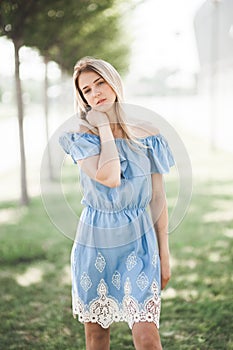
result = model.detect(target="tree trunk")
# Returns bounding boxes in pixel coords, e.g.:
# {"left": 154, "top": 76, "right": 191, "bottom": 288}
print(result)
{"left": 13, "top": 39, "right": 29, "bottom": 206}
{"left": 44, "top": 56, "right": 54, "bottom": 181}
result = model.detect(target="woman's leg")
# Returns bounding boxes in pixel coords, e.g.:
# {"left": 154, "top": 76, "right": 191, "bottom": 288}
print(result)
{"left": 132, "top": 322, "right": 162, "bottom": 350}
{"left": 84, "top": 322, "right": 110, "bottom": 350}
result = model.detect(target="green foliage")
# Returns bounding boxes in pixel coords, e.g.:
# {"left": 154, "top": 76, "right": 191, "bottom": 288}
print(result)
{"left": 0, "top": 0, "right": 135, "bottom": 74}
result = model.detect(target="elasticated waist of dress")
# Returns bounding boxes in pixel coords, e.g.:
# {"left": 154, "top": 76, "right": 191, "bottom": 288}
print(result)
{"left": 75, "top": 206, "right": 154, "bottom": 249}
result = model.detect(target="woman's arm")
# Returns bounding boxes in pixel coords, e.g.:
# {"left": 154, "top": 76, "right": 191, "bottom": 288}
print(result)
{"left": 77, "top": 110, "right": 121, "bottom": 188}
{"left": 149, "top": 173, "right": 171, "bottom": 289}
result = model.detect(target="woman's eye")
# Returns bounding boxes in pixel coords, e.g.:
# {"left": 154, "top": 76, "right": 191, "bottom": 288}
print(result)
{"left": 84, "top": 89, "right": 91, "bottom": 94}
{"left": 98, "top": 81, "right": 104, "bottom": 85}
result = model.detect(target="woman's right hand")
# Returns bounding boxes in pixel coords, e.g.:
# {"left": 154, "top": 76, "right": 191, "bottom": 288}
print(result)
{"left": 86, "top": 109, "right": 109, "bottom": 128}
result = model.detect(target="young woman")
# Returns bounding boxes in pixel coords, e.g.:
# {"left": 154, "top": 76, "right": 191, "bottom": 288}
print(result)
{"left": 59, "top": 56, "right": 175, "bottom": 350}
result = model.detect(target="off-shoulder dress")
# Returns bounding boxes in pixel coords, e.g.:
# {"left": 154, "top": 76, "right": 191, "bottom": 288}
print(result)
{"left": 59, "top": 132, "right": 175, "bottom": 329}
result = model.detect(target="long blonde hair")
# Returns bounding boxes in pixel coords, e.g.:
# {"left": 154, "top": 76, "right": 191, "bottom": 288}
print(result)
{"left": 73, "top": 56, "right": 140, "bottom": 143}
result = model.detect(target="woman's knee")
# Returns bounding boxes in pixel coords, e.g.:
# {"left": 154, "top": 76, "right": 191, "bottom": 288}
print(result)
{"left": 85, "top": 323, "right": 110, "bottom": 349}
{"left": 137, "top": 332, "right": 160, "bottom": 348}
{"left": 132, "top": 322, "right": 162, "bottom": 350}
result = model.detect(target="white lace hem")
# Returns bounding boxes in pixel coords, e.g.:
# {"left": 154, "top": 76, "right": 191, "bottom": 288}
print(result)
{"left": 73, "top": 308, "right": 160, "bottom": 330}
{"left": 72, "top": 278, "right": 161, "bottom": 329}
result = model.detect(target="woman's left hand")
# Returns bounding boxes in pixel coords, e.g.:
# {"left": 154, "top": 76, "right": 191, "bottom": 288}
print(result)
{"left": 160, "top": 254, "right": 171, "bottom": 290}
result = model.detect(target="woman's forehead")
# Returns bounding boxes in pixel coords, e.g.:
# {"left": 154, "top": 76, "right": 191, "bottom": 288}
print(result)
{"left": 78, "top": 70, "right": 102, "bottom": 89}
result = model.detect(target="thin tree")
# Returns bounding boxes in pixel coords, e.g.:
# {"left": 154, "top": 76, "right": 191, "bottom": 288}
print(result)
{"left": 23, "top": 0, "right": 132, "bottom": 180}
{"left": 0, "top": 0, "right": 135, "bottom": 201}
{"left": 0, "top": 1, "right": 40, "bottom": 205}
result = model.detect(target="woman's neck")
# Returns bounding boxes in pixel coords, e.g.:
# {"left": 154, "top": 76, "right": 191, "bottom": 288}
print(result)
{"left": 105, "top": 103, "right": 127, "bottom": 138}
{"left": 106, "top": 104, "right": 117, "bottom": 120}
{"left": 106, "top": 104, "right": 120, "bottom": 132}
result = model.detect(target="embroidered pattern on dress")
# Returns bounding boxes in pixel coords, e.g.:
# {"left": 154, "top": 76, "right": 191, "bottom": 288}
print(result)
{"left": 88, "top": 279, "right": 121, "bottom": 328}
{"left": 136, "top": 272, "right": 149, "bottom": 291}
{"left": 80, "top": 272, "right": 92, "bottom": 292}
{"left": 112, "top": 271, "right": 121, "bottom": 290}
{"left": 95, "top": 252, "right": 106, "bottom": 273}
{"left": 122, "top": 278, "right": 140, "bottom": 328}
{"left": 72, "top": 298, "right": 85, "bottom": 321}
{"left": 144, "top": 280, "right": 161, "bottom": 324}
{"left": 152, "top": 250, "right": 158, "bottom": 268}
{"left": 123, "top": 277, "right": 161, "bottom": 328}
{"left": 72, "top": 278, "right": 161, "bottom": 330}
{"left": 126, "top": 251, "right": 137, "bottom": 271}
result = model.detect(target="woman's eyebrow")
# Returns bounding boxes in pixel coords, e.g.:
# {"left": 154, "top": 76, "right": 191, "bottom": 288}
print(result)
{"left": 82, "top": 77, "right": 102, "bottom": 91}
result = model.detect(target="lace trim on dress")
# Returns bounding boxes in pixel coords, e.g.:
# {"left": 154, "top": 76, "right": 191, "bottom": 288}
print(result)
{"left": 72, "top": 278, "right": 161, "bottom": 329}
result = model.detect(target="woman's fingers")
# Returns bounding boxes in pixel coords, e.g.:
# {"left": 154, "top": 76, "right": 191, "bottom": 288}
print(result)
{"left": 86, "top": 110, "right": 109, "bottom": 127}
{"left": 160, "top": 257, "right": 171, "bottom": 290}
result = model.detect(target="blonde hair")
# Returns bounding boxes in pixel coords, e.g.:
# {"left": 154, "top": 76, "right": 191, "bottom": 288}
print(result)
{"left": 73, "top": 56, "right": 141, "bottom": 144}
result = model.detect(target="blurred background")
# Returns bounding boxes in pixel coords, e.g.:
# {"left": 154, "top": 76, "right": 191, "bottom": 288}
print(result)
{"left": 0, "top": 1, "right": 232, "bottom": 349}
{"left": 0, "top": 0, "right": 233, "bottom": 203}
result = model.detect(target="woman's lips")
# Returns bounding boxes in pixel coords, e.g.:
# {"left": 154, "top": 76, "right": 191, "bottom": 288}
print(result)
{"left": 97, "top": 98, "right": 107, "bottom": 105}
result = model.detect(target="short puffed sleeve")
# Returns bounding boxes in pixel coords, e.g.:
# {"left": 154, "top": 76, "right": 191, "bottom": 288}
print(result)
{"left": 59, "top": 132, "right": 100, "bottom": 164}
{"left": 144, "top": 134, "right": 175, "bottom": 174}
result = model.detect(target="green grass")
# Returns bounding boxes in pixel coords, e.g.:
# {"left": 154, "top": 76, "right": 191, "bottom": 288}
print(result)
{"left": 0, "top": 174, "right": 232, "bottom": 349}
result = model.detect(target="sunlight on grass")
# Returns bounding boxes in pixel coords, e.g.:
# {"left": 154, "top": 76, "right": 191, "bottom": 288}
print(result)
{"left": 162, "top": 287, "right": 177, "bottom": 299}
{"left": 203, "top": 210, "right": 233, "bottom": 223}
{"left": 176, "top": 273, "right": 198, "bottom": 282}
{"left": 181, "top": 259, "right": 197, "bottom": 269}
{"left": 0, "top": 207, "right": 27, "bottom": 224}
{"left": 212, "top": 199, "right": 232, "bottom": 208}
{"left": 174, "top": 333, "right": 189, "bottom": 341}
{"left": 208, "top": 252, "right": 221, "bottom": 262}
{"left": 60, "top": 264, "right": 71, "bottom": 285}
{"left": 214, "top": 240, "right": 229, "bottom": 248}
{"left": 161, "top": 331, "right": 175, "bottom": 337}
{"left": 162, "top": 287, "right": 198, "bottom": 301}
{"left": 15, "top": 267, "right": 44, "bottom": 287}
{"left": 170, "top": 254, "right": 178, "bottom": 268}
{"left": 209, "top": 185, "right": 233, "bottom": 195}
{"left": 170, "top": 255, "right": 198, "bottom": 269}
{"left": 203, "top": 199, "right": 233, "bottom": 222}
{"left": 224, "top": 229, "right": 233, "bottom": 238}
{"left": 182, "top": 246, "right": 194, "bottom": 253}
{"left": 179, "top": 289, "right": 198, "bottom": 301}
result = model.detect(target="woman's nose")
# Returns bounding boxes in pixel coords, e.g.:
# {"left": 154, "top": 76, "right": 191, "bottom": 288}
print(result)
{"left": 93, "top": 87, "right": 101, "bottom": 97}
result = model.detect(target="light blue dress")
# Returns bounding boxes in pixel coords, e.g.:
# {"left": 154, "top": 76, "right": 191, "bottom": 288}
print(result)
{"left": 59, "top": 132, "right": 175, "bottom": 329}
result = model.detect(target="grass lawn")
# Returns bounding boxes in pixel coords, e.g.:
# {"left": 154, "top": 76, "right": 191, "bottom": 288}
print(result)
{"left": 0, "top": 147, "right": 233, "bottom": 349}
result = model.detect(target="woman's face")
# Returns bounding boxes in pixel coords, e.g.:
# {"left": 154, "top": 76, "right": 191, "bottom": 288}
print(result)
{"left": 78, "top": 70, "right": 117, "bottom": 112}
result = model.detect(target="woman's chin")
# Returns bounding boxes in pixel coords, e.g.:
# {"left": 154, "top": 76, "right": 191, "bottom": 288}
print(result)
{"left": 95, "top": 102, "right": 115, "bottom": 113}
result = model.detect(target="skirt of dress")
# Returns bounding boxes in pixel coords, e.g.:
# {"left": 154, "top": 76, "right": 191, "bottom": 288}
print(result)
{"left": 70, "top": 207, "right": 161, "bottom": 330}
